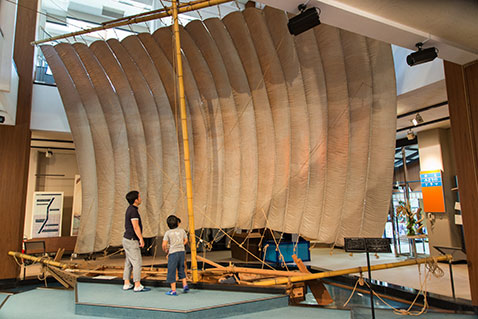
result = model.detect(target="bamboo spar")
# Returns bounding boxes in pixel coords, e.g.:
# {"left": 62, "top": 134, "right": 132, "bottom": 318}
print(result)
{"left": 8, "top": 251, "right": 71, "bottom": 269}
{"left": 172, "top": 0, "right": 199, "bottom": 283}
{"left": 252, "top": 255, "right": 453, "bottom": 286}
{"left": 32, "top": 0, "right": 233, "bottom": 45}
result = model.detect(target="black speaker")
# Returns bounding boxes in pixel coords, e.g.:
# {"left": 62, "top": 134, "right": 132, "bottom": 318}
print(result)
{"left": 288, "top": 7, "right": 320, "bottom": 36}
{"left": 406, "top": 47, "right": 438, "bottom": 66}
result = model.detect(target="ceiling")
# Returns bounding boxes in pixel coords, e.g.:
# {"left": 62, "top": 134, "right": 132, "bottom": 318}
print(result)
{"left": 37, "top": 0, "right": 476, "bottom": 145}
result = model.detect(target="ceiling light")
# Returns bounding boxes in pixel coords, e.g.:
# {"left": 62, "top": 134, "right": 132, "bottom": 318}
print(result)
{"left": 407, "top": 129, "right": 416, "bottom": 141}
{"left": 410, "top": 113, "right": 424, "bottom": 126}
{"left": 407, "top": 42, "right": 438, "bottom": 66}
{"left": 287, "top": 4, "right": 321, "bottom": 36}
{"left": 45, "top": 150, "right": 53, "bottom": 158}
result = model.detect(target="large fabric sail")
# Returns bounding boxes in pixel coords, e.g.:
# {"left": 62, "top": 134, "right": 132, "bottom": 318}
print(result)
{"left": 42, "top": 7, "right": 396, "bottom": 253}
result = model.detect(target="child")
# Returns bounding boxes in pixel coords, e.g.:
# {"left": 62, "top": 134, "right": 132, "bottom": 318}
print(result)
{"left": 162, "top": 215, "right": 189, "bottom": 295}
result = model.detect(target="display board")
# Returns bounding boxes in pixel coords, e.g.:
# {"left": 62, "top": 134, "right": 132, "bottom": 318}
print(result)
{"left": 420, "top": 170, "right": 446, "bottom": 213}
{"left": 31, "top": 192, "right": 63, "bottom": 238}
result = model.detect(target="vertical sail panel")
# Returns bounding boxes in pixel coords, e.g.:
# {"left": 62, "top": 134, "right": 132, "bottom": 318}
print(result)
{"left": 293, "top": 28, "right": 328, "bottom": 239}
{"left": 315, "top": 25, "right": 350, "bottom": 242}
{"left": 263, "top": 7, "right": 310, "bottom": 234}
{"left": 242, "top": 8, "right": 280, "bottom": 229}
{"left": 241, "top": 8, "right": 289, "bottom": 231}
{"left": 136, "top": 33, "right": 181, "bottom": 227}
{"left": 179, "top": 26, "right": 225, "bottom": 228}
{"left": 121, "top": 35, "right": 176, "bottom": 235}
{"left": 89, "top": 41, "right": 148, "bottom": 237}
{"left": 224, "top": 11, "right": 274, "bottom": 229}
{"left": 360, "top": 39, "right": 397, "bottom": 237}
{"left": 204, "top": 17, "right": 258, "bottom": 229}
{"left": 185, "top": 20, "right": 241, "bottom": 228}
{"left": 54, "top": 44, "right": 115, "bottom": 252}
{"left": 153, "top": 27, "right": 204, "bottom": 228}
{"left": 72, "top": 43, "right": 130, "bottom": 247}
{"left": 106, "top": 39, "right": 163, "bottom": 237}
{"left": 335, "top": 31, "right": 373, "bottom": 246}
{"left": 41, "top": 46, "right": 98, "bottom": 254}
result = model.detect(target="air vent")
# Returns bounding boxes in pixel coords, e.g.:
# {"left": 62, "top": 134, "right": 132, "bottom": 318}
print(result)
{"left": 102, "top": 6, "right": 125, "bottom": 19}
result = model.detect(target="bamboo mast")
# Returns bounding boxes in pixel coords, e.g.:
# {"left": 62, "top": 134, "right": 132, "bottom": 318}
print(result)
{"left": 8, "top": 251, "right": 71, "bottom": 269}
{"left": 252, "top": 254, "right": 453, "bottom": 286}
{"left": 32, "top": 0, "right": 233, "bottom": 45}
{"left": 171, "top": 0, "right": 199, "bottom": 283}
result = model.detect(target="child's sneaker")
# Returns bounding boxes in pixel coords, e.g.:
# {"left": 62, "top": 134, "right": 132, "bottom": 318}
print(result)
{"left": 183, "top": 285, "right": 189, "bottom": 293}
{"left": 166, "top": 290, "right": 177, "bottom": 296}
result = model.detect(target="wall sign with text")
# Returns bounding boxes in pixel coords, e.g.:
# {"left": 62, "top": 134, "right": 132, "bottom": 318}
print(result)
{"left": 420, "top": 170, "right": 446, "bottom": 213}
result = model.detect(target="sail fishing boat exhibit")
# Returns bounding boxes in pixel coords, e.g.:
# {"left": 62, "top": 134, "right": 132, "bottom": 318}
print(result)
{"left": 38, "top": 2, "right": 397, "bottom": 254}
{"left": 10, "top": 0, "right": 432, "bottom": 308}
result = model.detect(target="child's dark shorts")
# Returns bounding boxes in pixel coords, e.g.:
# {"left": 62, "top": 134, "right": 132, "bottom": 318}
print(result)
{"left": 167, "top": 251, "right": 186, "bottom": 283}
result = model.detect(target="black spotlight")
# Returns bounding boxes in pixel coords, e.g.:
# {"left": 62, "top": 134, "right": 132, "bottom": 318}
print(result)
{"left": 0, "top": 115, "right": 5, "bottom": 124}
{"left": 406, "top": 42, "right": 438, "bottom": 66}
{"left": 288, "top": 4, "right": 321, "bottom": 36}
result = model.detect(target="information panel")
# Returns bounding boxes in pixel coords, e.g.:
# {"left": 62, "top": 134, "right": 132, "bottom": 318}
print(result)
{"left": 31, "top": 192, "right": 63, "bottom": 238}
{"left": 420, "top": 170, "right": 446, "bottom": 213}
{"left": 344, "top": 238, "right": 391, "bottom": 253}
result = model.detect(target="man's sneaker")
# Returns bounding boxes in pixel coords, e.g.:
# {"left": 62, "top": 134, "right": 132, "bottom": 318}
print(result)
{"left": 183, "top": 285, "right": 189, "bottom": 293}
{"left": 123, "top": 284, "right": 133, "bottom": 290}
{"left": 133, "top": 285, "right": 150, "bottom": 292}
{"left": 165, "top": 290, "right": 177, "bottom": 296}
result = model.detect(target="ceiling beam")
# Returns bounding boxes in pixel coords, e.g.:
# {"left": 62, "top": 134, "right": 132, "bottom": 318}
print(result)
{"left": 258, "top": 0, "right": 478, "bottom": 64}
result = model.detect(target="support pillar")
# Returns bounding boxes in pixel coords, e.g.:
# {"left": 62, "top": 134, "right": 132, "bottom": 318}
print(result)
{"left": 0, "top": 0, "right": 38, "bottom": 280}
{"left": 444, "top": 60, "right": 478, "bottom": 306}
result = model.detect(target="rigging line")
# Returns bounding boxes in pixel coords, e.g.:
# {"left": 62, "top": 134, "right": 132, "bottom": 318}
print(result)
{"left": 261, "top": 244, "right": 269, "bottom": 269}
{"left": 191, "top": 205, "right": 276, "bottom": 270}
{"left": 233, "top": 0, "right": 241, "bottom": 10}
{"left": 259, "top": 209, "right": 289, "bottom": 271}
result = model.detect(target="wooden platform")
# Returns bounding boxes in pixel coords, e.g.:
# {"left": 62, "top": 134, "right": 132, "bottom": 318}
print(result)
{"left": 75, "top": 282, "right": 289, "bottom": 318}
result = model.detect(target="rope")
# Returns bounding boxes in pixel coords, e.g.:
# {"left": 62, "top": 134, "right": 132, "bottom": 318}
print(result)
{"left": 343, "top": 272, "right": 364, "bottom": 307}
{"left": 261, "top": 244, "right": 269, "bottom": 269}
{"left": 342, "top": 258, "right": 445, "bottom": 316}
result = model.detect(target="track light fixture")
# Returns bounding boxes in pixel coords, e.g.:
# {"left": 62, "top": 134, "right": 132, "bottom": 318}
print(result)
{"left": 45, "top": 150, "right": 53, "bottom": 158}
{"left": 287, "top": 3, "right": 321, "bottom": 36}
{"left": 407, "top": 129, "right": 416, "bottom": 141}
{"left": 411, "top": 113, "right": 424, "bottom": 126}
{"left": 406, "top": 42, "right": 438, "bottom": 66}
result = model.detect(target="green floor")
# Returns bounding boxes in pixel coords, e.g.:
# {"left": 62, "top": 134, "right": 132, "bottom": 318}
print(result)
{"left": 0, "top": 285, "right": 476, "bottom": 319}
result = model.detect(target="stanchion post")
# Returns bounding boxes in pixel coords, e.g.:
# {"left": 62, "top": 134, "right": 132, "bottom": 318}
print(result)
{"left": 366, "top": 251, "right": 376, "bottom": 319}
{"left": 449, "top": 260, "right": 456, "bottom": 299}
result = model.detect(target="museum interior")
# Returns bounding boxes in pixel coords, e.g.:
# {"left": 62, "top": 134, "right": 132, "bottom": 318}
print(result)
{"left": 0, "top": 0, "right": 477, "bottom": 318}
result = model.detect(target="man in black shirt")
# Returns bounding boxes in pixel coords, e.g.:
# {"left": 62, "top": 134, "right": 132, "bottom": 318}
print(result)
{"left": 122, "top": 190, "right": 148, "bottom": 292}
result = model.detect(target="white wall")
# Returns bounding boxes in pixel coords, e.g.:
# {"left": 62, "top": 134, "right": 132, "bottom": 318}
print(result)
{"left": 418, "top": 128, "right": 462, "bottom": 255}
{"left": 24, "top": 150, "right": 79, "bottom": 238}
{"left": 31, "top": 83, "right": 70, "bottom": 132}
{"left": 0, "top": 0, "right": 19, "bottom": 126}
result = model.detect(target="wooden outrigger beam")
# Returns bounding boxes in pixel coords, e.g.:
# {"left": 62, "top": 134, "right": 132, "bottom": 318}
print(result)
{"left": 252, "top": 254, "right": 453, "bottom": 286}
{"left": 32, "top": 0, "right": 233, "bottom": 45}
{"left": 8, "top": 251, "right": 73, "bottom": 269}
